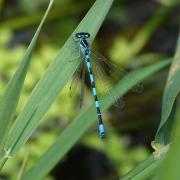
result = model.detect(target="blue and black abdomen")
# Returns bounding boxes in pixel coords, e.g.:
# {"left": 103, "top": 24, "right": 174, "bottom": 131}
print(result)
{"left": 85, "top": 54, "right": 105, "bottom": 138}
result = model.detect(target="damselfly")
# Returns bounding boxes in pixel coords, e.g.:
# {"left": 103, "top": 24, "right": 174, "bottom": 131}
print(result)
{"left": 70, "top": 32, "right": 143, "bottom": 139}
{"left": 74, "top": 32, "right": 105, "bottom": 138}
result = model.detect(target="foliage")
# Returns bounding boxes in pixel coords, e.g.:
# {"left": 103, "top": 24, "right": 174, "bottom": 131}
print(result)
{"left": 0, "top": 0, "right": 179, "bottom": 179}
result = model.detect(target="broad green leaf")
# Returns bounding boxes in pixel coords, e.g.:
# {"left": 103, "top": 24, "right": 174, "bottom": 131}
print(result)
{"left": 0, "top": 0, "right": 54, "bottom": 152}
{"left": 5, "top": 0, "right": 114, "bottom": 157}
{"left": 155, "top": 31, "right": 180, "bottom": 146}
{"left": 22, "top": 59, "right": 170, "bottom": 180}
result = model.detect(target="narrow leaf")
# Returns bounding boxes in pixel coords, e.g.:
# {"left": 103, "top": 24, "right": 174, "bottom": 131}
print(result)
{"left": 155, "top": 31, "right": 180, "bottom": 180}
{"left": 121, "top": 155, "right": 155, "bottom": 180}
{"left": 0, "top": 0, "right": 54, "bottom": 151}
{"left": 155, "top": 31, "right": 180, "bottom": 145}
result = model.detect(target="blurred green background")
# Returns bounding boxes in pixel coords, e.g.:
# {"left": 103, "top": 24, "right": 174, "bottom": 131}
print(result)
{"left": 0, "top": 0, "right": 179, "bottom": 179}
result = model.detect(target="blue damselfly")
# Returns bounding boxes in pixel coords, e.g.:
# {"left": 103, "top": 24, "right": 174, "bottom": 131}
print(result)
{"left": 69, "top": 32, "right": 143, "bottom": 138}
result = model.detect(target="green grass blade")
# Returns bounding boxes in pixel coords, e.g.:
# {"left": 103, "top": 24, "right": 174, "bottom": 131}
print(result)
{"left": 0, "top": 0, "right": 54, "bottom": 151}
{"left": 156, "top": 103, "right": 180, "bottom": 180}
{"left": 155, "top": 31, "right": 180, "bottom": 145}
{"left": 121, "top": 154, "right": 164, "bottom": 180}
{"left": 5, "top": 0, "right": 114, "bottom": 156}
{"left": 121, "top": 155, "right": 155, "bottom": 180}
{"left": 154, "top": 32, "right": 180, "bottom": 180}
{"left": 22, "top": 59, "right": 170, "bottom": 180}
{"left": 129, "top": 159, "right": 162, "bottom": 180}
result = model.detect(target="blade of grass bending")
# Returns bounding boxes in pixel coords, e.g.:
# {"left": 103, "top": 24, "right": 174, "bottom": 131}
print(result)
{"left": 156, "top": 103, "right": 180, "bottom": 180}
{"left": 5, "top": 0, "right": 114, "bottom": 157}
{"left": 155, "top": 31, "right": 180, "bottom": 146}
{"left": 22, "top": 59, "right": 170, "bottom": 180}
{"left": 0, "top": 0, "right": 54, "bottom": 153}
{"left": 121, "top": 155, "right": 155, "bottom": 180}
{"left": 129, "top": 158, "right": 162, "bottom": 180}
{"left": 121, "top": 155, "right": 165, "bottom": 180}
{"left": 155, "top": 31, "right": 180, "bottom": 180}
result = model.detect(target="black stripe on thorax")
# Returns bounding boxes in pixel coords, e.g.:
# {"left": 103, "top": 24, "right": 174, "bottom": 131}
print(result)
{"left": 81, "top": 39, "right": 89, "bottom": 48}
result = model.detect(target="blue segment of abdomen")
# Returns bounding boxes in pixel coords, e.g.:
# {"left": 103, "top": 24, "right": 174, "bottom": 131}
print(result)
{"left": 92, "top": 87, "right": 96, "bottom": 96}
{"left": 86, "top": 61, "right": 91, "bottom": 69}
{"left": 98, "top": 124, "right": 105, "bottom": 139}
{"left": 90, "top": 74, "right": 94, "bottom": 83}
{"left": 95, "top": 100, "right": 99, "bottom": 108}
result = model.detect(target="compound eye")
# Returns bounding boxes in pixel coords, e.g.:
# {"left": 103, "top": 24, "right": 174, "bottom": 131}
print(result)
{"left": 75, "top": 33, "right": 81, "bottom": 38}
{"left": 85, "top": 33, "right": 90, "bottom": 38}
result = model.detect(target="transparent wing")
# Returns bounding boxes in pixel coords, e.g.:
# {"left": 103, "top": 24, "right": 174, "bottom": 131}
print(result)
{"left": 79, "top": 64, "right": 86, "bottom": 108}
{"left": 90, "top": 50, "right": 144, "bottom": 109}
{"left": 90, "top": 52, "right": 126, "bottom": 109}
{"left": 69, "top": 64, "right": 82, "bottom": 98}
{"left": 64, "top": 43, "right": 82, "bottom": 62}
{"left": 69, "top": 62, "right": 87, "bottom": 108}
{"left": 91, "top": 50, "right": 127, "bottom": 80}
{"left": 91, "top": 50, "right": 143, "bottom": 94}
{"left": 93, "top": 63, "right": 126, "bottom": 109}
{"left": 69, "top": 63, "right": 84, "bottom": 98}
